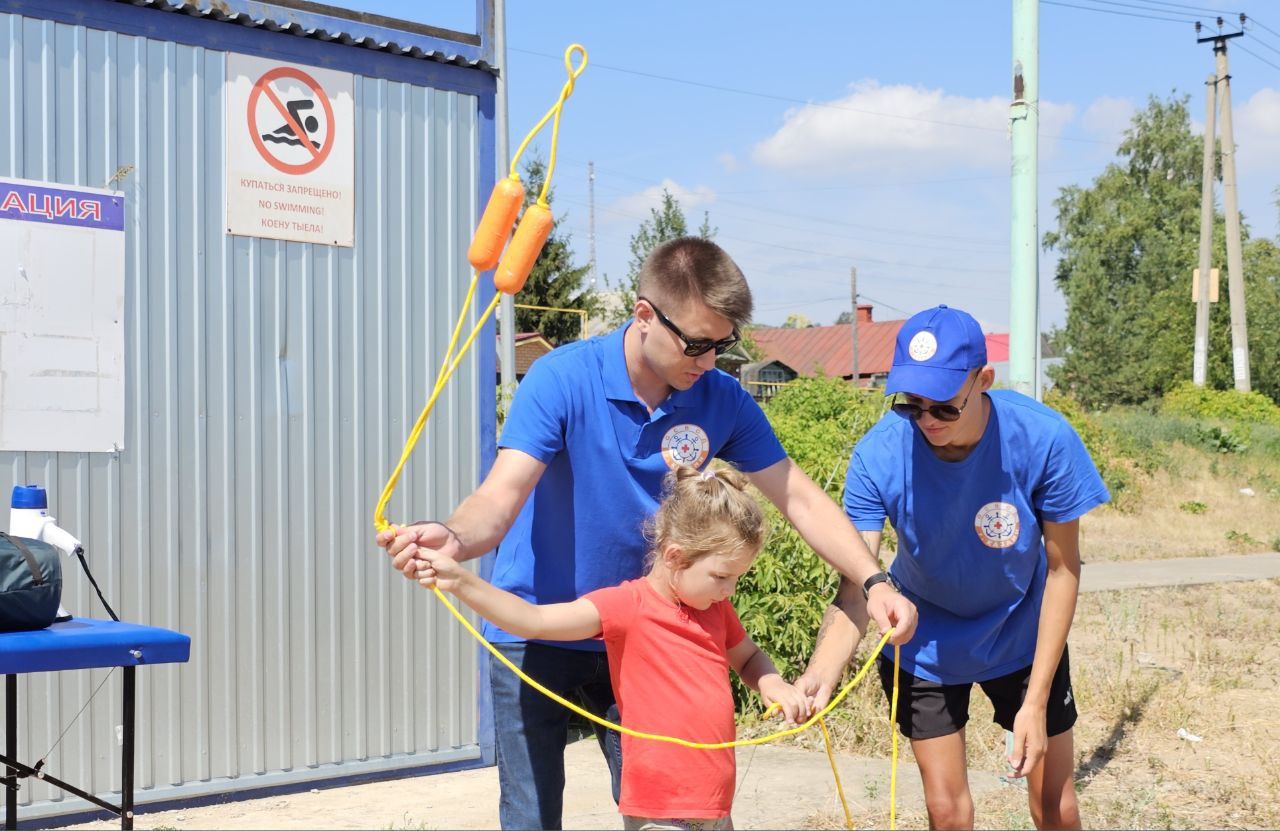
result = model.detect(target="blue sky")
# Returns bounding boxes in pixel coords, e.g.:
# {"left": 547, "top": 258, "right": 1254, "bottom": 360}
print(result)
{"left": 352, "top": 1, "right": 1280, "bottom": 332}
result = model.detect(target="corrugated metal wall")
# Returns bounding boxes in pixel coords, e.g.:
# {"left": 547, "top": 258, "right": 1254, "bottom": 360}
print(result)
{"left": 0, "top": 8, "right": 493, "bottom": 817}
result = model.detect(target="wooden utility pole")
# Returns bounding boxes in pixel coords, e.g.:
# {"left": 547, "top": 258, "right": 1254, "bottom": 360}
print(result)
{"left": 849, "top": 266, "right": 859, "bottom": 386}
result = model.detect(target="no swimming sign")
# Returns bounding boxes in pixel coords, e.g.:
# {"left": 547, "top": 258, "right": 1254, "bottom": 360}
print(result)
{"left": 226, "top": 54, "right": 354, "bottom": 247}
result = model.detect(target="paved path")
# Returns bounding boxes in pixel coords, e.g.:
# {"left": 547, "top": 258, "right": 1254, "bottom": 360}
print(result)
{"left": 1080, "top": 551, "right": 1280, "bottom": 593}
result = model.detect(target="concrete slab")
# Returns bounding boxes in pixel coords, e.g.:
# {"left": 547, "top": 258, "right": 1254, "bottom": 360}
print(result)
{"left": 1080, "top": 552, "right": 1280, "bottom": 593}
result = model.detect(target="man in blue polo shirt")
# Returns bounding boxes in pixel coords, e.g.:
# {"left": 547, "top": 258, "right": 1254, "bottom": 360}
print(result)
{"left": 376, "top": 237, "right": 918, "bottom": 831}
{"left": 797, "top": 305, "right": 1109, "bottom": 830}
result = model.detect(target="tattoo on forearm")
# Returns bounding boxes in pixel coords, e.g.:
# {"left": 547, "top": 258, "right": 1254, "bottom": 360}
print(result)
{"left": 812, "top": 604, "right": 842, "bottom": 653}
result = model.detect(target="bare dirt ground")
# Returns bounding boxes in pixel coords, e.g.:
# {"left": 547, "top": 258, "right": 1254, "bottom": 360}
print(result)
{"left": 58, "top": 573, "right": 1280, "bottom": 831}
{"left": 56, "top": 739, "right": 1000, "bottom": 830}
{"left": 804, "top": 578, "right": 1280, "bottom": 830}
{"left": 55, "top": 451, "right": 1280, "bottom": 830}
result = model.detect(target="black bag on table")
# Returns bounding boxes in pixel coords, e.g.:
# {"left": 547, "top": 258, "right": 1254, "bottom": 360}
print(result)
{"left": 0, "top": 531, "right": 62, "bottom": 632}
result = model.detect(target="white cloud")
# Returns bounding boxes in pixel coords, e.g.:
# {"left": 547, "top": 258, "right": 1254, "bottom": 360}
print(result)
{"left": 1233, "top": 87, "right": 1280, "bottom": 176}
{"left": 751, "top": 80, "right": 1076, "bottom": 174}
{"left": 1081, "top": 96, "right": 1135, "bottom": 139}
{"left": 717, "top": 152, "right": 740, "bottom": 173}
{"left": 608, "top": 179, "right": 717, "bottom": 224}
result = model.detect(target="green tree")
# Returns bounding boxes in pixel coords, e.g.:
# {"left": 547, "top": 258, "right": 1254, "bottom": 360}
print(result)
{"left": 610, "top": 189, "right": 716, "bottom": 325}
{"left": 512, "top": 157, "right": 599, "bottom": 345}
{"left": 834, "top": 310, "right": 855, "bottom": 325}
{"left": 781, "top": 313, "right": 812, "bottom": 329}
{"left": 1044, "top": 94, "right": 1242, "bottom": 406}
{"left": 1242, "top": 238, "right": 1280, "bottom": 403}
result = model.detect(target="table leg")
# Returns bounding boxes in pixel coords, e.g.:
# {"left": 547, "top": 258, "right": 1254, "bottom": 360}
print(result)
{"left": 121, "top": 667, "right": 134, "bottom": 831}
{"left": 5, "top": 674, "right": 15, "bottom": 831}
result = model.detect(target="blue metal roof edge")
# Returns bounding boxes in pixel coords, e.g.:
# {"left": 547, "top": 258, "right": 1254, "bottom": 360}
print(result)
{"left": 114, "top": 0, "right": 497, "bottom": 74}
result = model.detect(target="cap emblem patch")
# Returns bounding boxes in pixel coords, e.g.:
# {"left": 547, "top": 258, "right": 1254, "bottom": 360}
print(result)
{"left": 908, "top": 331, "right": 938, "bottom": 362}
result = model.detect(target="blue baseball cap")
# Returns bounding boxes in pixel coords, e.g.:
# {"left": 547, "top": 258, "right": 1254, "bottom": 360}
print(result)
{"left": 885, "top": 305, "right": 988, "bottom": 401}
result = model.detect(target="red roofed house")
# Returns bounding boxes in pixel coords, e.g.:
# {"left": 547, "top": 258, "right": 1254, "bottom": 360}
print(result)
{"left": 743, "top": 305, "right": 1008, "bottom": 400}
{"left": 497, "top": 332, "right": 556, "bottom": 383}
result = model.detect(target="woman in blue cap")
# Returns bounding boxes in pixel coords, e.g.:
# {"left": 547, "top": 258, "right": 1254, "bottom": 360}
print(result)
{"left": 798, "top": 304, "right": 1109, "bottom": 830}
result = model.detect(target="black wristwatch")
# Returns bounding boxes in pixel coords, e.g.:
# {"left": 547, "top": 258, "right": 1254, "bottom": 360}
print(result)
{"left": 862, "top": 571, "right": 897, "bottom": 599}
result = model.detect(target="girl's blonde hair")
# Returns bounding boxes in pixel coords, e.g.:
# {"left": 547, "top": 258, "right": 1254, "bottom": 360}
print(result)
{"left": 646, "top": 463, "right": 769, "bottom": 570}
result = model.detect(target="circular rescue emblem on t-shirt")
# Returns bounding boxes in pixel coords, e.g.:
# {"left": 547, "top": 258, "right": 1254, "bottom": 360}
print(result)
{"left": 974, "top": 502, "right": 1020, "bottom": 549}
{"left": 908, "top": 331, "right": 938, "bottom": 361}
{"left": 662, "top": 424, "right": 710, "bottom": 469}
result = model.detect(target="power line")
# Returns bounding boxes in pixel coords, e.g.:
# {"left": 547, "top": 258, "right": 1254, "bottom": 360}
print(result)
{"left": 1060, "top": 0, "right": 1201, "bottom": 23}
{"left": 510, "top": 47, "right": 1114, "bottom": 145}
{"left": 1041, "top": 0, "right": 1199, "bottom": 24}
{"left": 553, "top": 157, "right": 1012, "bottom": 245}
{"left": 1241, "top": 26, "right": 1280, "bottom": 56}
{"left": 548, "top": 159, "right": 1108, "bottom": 248}
{"left": 856, "top": 293, "right": 914, "bottom": 317}
{"left": 557, "top": 194, "right": 1003, "bottom": 257}
{"left": 1122, "top": 0, "right": 1242, "bottom": 14}
{"left": 559, "top": 184, "right": 1008, "bottom": 255}
{"left": 559, "top": 195, "right": 1008, "bottom": 275}
{"left": 1248, "top": 16, "right": 1280, "bottom": 40}
{"left": 713, "top": 231, "right": 1004, "bottom": 278}
{"left": 1239, "top": 20, "right": 1280, "bottom": 56}
{"left": 710, "top": 167, "right": 1107, "bottom": 196}
{"left": 1236, "top": 43, "right": 1280, "bottom": 71}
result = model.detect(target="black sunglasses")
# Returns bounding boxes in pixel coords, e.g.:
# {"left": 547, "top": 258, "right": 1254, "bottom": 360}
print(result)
{"left": 891, "top": 373, "right": 980, "bottom": 423}
{"left": 638, "top": 296, "right": 741, "bottom": 357}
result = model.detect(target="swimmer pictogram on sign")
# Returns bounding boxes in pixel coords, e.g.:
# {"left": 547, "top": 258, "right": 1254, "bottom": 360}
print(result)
{"left": 248, "top": 66, "right": 336, "bottom": 175}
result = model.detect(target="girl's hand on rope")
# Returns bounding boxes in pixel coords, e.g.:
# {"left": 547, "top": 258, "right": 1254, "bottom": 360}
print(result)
{"left": 758, "top": 675, "right": 813, "bottom": 726}
{"left": 376, "top": 521, "right": 462, "bottom": 580}
{"left": 414, "top": 547, "right": 468, "bottom": 593}
{"left": 794, "top": 668, "right": 840, "bottom": 714}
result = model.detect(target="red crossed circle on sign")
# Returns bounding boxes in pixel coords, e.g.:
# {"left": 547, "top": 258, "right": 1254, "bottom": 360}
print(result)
{"left": 247, "top": 66, "right": 335, "bottom": 175}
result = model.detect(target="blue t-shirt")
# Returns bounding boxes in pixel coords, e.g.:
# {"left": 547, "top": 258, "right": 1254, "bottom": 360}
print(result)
{"left": 489, "top": 323, "right": 787, "bottom": 650}
{"left": 843, "top": 390, "right": 1110, "bottom": 684}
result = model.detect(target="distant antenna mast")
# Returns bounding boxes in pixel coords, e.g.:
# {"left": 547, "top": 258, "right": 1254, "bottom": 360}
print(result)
{"left": 588, "top": 160, "right": 598, "bottom": 289}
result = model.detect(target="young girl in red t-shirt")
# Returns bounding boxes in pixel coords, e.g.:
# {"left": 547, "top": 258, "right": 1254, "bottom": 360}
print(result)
{"left": 416, "top": 463, "right": 810, "bottom": 830}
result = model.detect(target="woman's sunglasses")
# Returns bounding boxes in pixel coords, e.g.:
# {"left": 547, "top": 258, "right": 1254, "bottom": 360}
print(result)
{"left": 891, "top": 373, "right": 980, "bottom": 423}
{"left": 638, "top": 296, "right": 741, "bottom": 357}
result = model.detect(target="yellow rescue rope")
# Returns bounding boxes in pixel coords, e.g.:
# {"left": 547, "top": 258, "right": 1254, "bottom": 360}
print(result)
{"left": 372, "top": 42, "right": 902, "bottom": 830}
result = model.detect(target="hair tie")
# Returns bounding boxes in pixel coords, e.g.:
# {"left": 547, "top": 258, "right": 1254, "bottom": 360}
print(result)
{"left": 700, "top": 468, "right": 716, "bottom": 481}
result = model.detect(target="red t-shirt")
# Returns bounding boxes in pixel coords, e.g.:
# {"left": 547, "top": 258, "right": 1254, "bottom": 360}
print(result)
{"left": 585, "top": 578, "right": 748, "bottom": 819}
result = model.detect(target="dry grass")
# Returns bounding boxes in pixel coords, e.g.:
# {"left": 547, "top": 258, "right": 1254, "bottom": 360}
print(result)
{"left": 1081, "top": 447, "right": 1280, "bottom": 562}
{"left": 803, "top": 579, "right": 1280, "bottom": 829}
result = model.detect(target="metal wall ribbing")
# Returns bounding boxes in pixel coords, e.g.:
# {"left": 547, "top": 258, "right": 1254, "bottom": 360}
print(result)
{"left": 0, "top": 3, "right": 495, "bottom": 818}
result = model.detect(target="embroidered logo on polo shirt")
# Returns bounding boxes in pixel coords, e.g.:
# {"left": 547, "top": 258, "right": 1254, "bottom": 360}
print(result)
{"left": 662, "top": 424, "right": 710, "bottom": 469}
{"left": 908, "top": 331, "right": 938, "bottom": 361}
{"left": 974, "top": 501, "right": 1020, "bottom": 549}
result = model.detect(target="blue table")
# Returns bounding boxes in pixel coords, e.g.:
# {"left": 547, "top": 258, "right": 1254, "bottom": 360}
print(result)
{"left": 0, "top": 618, "right": 190, "bottom": 830}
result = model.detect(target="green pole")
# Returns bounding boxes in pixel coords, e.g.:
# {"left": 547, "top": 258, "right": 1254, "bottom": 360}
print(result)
{"left": 1010, "top": 0, "right": 1039, "bottom": 399}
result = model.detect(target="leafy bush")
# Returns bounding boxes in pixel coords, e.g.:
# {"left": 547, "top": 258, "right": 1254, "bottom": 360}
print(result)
{"left": 732, "top": 378, "right": 887, "bottom": 706}
{"left": 1042, "top": 389, "right": 1145, "bottom": 511}
{"left": 1178, "top": 500, "right": 1207, "bottom": 514}
{"left": 1194, "top": 424, "right": 1248, "bottom": 454}
{"left": 1161, "top": 381, "right": 1280, "bottom": 427}
{"left": 1226, "top": 529, "right": 1262, "bottom": 547}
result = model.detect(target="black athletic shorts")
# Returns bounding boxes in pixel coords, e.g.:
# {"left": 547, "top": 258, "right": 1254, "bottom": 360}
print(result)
{"left": 877, "top": 645, "right": 1077, "bottom": 741}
